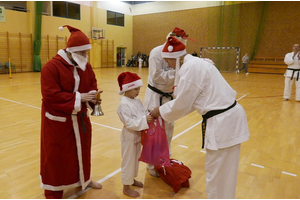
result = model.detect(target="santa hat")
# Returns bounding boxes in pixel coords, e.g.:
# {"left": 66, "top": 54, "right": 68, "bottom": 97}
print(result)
{"left": 161, "top": 36, "right": 186, "bottom": 59}
{"left": 166, "top": 27, "right": 195, "bottom": 45}
{"left": 59, "top": 25, "right": 91, "bottom": 52}
{"left": 118, "top": 72, "right": 143, "bottom": 95}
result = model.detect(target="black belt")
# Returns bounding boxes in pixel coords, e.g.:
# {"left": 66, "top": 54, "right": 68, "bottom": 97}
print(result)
{"left": 148, "top": 84, "right": 173, "bottom": 106}
{"left": 201, "top": 101, "right": 237, "bottom": 149}
{"left": 287, "top": 68, "right": 300, "bottom": 81}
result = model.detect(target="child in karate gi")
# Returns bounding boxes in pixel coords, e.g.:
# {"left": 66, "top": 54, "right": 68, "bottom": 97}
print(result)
{"left": 117, "top": 72, "right": 153, "bottom": 198}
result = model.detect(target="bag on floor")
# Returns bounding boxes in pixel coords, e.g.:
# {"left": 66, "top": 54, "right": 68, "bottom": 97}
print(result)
{"left": 154, "top": 159, "right": 192, "bottom": 193}
{"left": 139, "top": 117, "right": 171, "bottom": 167}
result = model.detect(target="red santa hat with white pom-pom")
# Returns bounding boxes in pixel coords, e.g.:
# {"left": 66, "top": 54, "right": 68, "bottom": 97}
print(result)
{"left": 161, "top": 36, "right": 186, "bottom": 59}
{"left": 59, "top": 25, "right": 91, "bottom": 52}
{"left": 118, "top": 72, "right": 143, "bottom": 95}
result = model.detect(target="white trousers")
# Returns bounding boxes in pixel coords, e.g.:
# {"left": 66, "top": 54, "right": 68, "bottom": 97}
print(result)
{"left": 121, "top": 139, "right": 141, "bottom": 185}
{"left": 205, "top": 144, "right": 241, "bottom": 199}
{"left": 284, "top": 77, "right": 300, "bottom": 100}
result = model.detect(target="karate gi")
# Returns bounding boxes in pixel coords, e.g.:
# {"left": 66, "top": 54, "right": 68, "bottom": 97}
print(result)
{"left": 159, "top": 54, "right": 250, "bottom": 199}
{"left": 283, "top": 52, "right": 300, "bottom": 100}
{"left": 117, "top": 96, "right": 149, "bottom": 185}
{"left": 144, "top": 44, "right": 175, "bottom": 161}
{"left": 40, "top": 50, "right": 98, "bottom": 192}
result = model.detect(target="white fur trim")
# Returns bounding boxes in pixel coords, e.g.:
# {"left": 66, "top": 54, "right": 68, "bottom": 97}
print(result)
{"left": 168, "top": 45, "right": 173, "bottom": 52}
{"left": 119, "top": 79, "right": 143, "bottom": 95}
{"left": 45, "top": 112, "right": 67, "bottom": 122}
{"left": 71, "top": 115, "right": 86, "bottom": 190}
{"left": 161, "top": 49, "right": 187, "bottom": 59}
{"left": 66, "top": 44, "right": 92, "bottom": 53}
{"left": 59, "top": 26, "right": 64, "bottom": 31}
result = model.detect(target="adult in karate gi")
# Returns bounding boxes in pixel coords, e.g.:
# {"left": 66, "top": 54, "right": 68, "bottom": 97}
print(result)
{"left": 117, "top": 72, "right": 153, "bottom": 197}
{"left": 283, "top": 44, "right": 300, "bottom": 101}
{"left": 151, "top": 36, "right": 250, "bottom": 199}
{"left": 144, "top": 27, "right": 190, "bottom": 177}
{"left": 40, "top": 25, "right": 102, "bottom": 199}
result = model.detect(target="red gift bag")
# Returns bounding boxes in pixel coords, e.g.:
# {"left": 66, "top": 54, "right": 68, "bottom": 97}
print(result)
{"left": 139, "top": 117, "right": 171, "bottom": 167}
{"left": 154, "top": 159, "right": 192, "bottom": 193}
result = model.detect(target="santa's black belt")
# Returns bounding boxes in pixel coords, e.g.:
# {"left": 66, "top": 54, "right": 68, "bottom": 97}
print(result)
{"left": 201, "top": 101, "right": 237, "bottom": 149}
{"left": 287, "top": 68, "right": 300, "bottom": 81}
{"left": 148, "top": 84, "right": 173, "bottom": 106}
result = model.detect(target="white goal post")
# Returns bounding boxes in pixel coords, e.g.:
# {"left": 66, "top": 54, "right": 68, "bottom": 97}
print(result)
{"left": 199, "top": 47, "right": 240, "bottom": 72}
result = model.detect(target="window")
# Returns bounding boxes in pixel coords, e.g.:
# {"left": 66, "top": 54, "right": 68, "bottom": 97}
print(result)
{"left": 53, "top": 1, "right": 80, "bottom": 20}
{"left": 107, "top": 11, "right": 124, "bottom": 26}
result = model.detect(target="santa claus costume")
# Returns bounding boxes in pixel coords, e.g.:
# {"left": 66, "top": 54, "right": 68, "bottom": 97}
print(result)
{"left": 40, "top": 25, "right": 99, "bottom": 198}
{"left": 154, "top": 36, "right": 250, "bottom": 198}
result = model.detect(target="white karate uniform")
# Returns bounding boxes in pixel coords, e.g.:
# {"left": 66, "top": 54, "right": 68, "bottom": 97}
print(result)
{"left": 117, "top": 96, "right": 149, "bottom": 185}
{"left": 159, "top": 54, "right": 250, "bottom": 198}
{"left": 144, "top": 44, "right": 176, "bottom": 169}
{"left": 283, "top": 52, "right": 300, "bottom": 100}
{"left": 138, "top": 58, "right": 143, "bottom": 68}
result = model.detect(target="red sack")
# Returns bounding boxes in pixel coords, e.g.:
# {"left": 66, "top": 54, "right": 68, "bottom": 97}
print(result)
{"left": 139, "top": 117, "right": 171, "bottom": 167}
{"left": 154, "top": 159, "right": 192, "bottom": 193}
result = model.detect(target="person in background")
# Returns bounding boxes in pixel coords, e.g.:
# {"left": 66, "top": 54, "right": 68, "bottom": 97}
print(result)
{"left": 117, "top": 72, "right": 153, "bottom": 197}
{"left": 138, "top": 56, "right": 143, "bottom": 68}
{"left": 283, "top": 44, "right": 300, "bottom": 101}
{"left": 117, "top": 51, "right": 122, "bottom": 67}
{"left": 40, "top": 25, "right": 102, "bottom": 199}
{"left": 151, "top": 36, "right": 250, "bottom": 199}
{"left": 143, "top": 27, "right": 191, "bottom": 177}
{"left": 237, "top": 53, "right": 249, "bottom": 75}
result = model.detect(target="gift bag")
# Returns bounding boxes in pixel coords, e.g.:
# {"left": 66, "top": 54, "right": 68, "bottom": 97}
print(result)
{"left": 139, "top": 117, "right": 171, "bottom": 167}
{"left": 154, "top": 159, "right": 192, "bottom": 193}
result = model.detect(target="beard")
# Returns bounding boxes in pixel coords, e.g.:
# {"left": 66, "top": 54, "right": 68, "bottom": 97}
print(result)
{"left": 71, "top": 53, "right": 88, "bottom": 71}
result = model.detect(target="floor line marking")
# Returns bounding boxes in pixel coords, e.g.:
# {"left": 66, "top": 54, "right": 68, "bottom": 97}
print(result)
{"left": 237, "top": 93, "right": 249, "bottom": 101}
{"left": 282, "top": 171, "right": 297, "bottom": 177}
{"left": 179, "top": 145, "right": 188, "bottom": 148}
{"left": 91, "top": 122, "right": 122, "bottom": 131}
{"left": 172, "top": 121, "right": 202, "bottom": 140}
{"left": 0, "top": 97, "right": 41, "bottom": 110}
{"left": 251, "top": 163, "right": 265, "bottom": 168}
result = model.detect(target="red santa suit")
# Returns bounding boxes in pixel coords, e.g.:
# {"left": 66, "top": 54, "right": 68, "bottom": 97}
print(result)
{"left": 40, "top": 48, "right": 98, "bottom": 191}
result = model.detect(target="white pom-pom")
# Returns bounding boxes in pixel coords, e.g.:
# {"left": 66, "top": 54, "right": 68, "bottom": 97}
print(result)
{"left": 168, "top": 45, "right": 173, "bottom": 52}
{"left": 59, "top": 26, "right": 64, "bottom": 31}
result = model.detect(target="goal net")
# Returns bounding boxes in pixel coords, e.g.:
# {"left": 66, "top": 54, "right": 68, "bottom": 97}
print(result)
{"left": 200, "top": 47, "right": 240, "bottom": 72}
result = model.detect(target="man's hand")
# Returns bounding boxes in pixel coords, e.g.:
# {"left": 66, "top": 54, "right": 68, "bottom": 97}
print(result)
{"left": 81, "top": 91, "right": 103, "bottom": 104}
{"left": 150, "top": 107, "right": 161, "bottom": 118}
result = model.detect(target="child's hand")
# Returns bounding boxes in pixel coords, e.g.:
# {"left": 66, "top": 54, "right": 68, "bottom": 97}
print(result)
{"left": 146, "top": 115, "right": 154, "bottom": 123}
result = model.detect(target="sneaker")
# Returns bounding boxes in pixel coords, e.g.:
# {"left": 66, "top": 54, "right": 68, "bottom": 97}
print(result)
{"left": 283, "top": 98, "right": 289, "bottom": 101}
{"left": 148, "top": 169, "right": 159, "bottom": 177}
{"left": 236, "top": 70, "right": 240, "bottom": 73}
{"left": 246, "top": 72, "right": 249, "bottom": 75}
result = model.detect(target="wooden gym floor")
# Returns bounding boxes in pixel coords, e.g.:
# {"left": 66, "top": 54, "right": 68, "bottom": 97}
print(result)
{"left": 0, "top": 67, "right": 299, "bottom": 199}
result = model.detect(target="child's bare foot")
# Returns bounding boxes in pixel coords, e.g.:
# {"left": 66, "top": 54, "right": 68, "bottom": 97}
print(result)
{"left": 123, "top": 185, "right": 140, "bottom": 198}
{"left": 88, "top": 180, "right": 102, "bottom": 189}
{"left": 132, "top": 179, "right": 144, "bottom": 188}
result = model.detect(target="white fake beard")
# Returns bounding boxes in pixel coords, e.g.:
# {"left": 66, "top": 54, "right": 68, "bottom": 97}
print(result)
{"left": 173, "top": 58, "right": 181, "bottom": 98}
{"left": 72, "top": 53, "right": 88, "bottom": 71}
